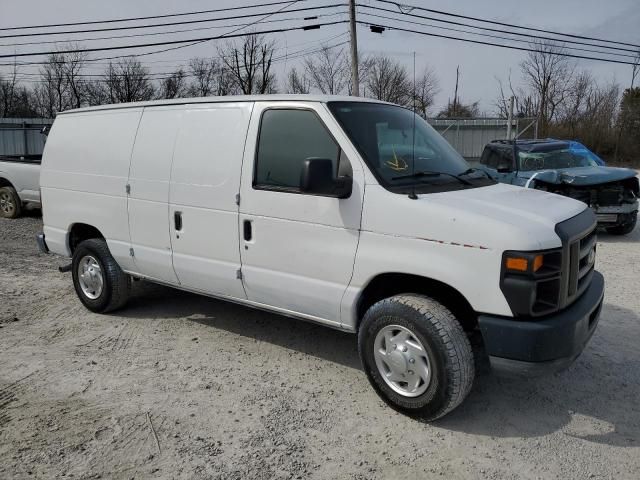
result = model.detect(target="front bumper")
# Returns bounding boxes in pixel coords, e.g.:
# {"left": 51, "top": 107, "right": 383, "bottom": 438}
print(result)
{"left": 593, "top": 201, "right": 638, "bottom": 224}
{"left": 478, "top": 271, "right": 604, "bottom": 376}
{"left": 36, "top": 232, "right": 49, "bottom": 254}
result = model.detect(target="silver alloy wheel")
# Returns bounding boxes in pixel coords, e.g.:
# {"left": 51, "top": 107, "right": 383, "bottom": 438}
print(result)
{"left": 77, "top": 255, "right": 104, "bottom": 300}
{"left": 373, "top": 324, "right": 431, "bottom": 397}
{"left": 0, "top": 190, "right": 15, "bottom": 216}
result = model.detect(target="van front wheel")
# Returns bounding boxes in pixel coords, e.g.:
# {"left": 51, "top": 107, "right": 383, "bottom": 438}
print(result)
{"left": 72, "top": 239, "right": 130, "bottom": 313}
{"left": 358, "top": 294, "right": 474, "bottom": 421}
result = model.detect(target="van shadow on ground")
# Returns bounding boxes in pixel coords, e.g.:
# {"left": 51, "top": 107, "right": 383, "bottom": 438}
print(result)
{"left": 119, "top": 282, "right": 640, "bottom": 446}
{"left": 120, "top": 281, "right": 361, "bottom": 370}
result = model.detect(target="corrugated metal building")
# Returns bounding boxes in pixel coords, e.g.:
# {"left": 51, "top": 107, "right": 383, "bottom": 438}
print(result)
{"left": 0, "top": 118, "right": 54, "bottom": 157}
{"left": 428, "top": 117, "right": 537, "bottom": 160}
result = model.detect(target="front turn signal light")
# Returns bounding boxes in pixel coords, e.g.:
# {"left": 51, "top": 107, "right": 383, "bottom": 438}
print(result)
{"left": 532, "top": 254, "right": 544, "bottom": 272}
{"left": 505, "top": 257, "right": 529, "bottom": 272}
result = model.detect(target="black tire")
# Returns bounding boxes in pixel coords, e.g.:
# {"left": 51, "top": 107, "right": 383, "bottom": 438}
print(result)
{"left": 0, "top": 186, "right": 22, "bottom": 219}
{"left": 605, "top": 212, "right": 637, "bottom": 236}
{"left": 358, "top": 294, "right": 474, "bottom": 421}
{"left": 71, "top": 238, "right": 130, "bottom": 313}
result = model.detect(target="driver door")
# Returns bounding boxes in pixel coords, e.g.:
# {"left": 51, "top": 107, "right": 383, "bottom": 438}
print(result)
{"left": 237, "top": 102, "right": 365, "bottom": 325}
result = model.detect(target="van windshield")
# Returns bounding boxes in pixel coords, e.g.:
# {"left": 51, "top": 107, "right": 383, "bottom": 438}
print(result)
{"left": 328, "top": 101, "right": 493, "bottom": 193}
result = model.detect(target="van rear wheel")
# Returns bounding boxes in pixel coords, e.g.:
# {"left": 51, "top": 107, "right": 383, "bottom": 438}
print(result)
{"left": 358, "top": 294, "right": 474, "bottom": 421}
{"left": 72, "top": 239, "right": 130, "bottom": 313}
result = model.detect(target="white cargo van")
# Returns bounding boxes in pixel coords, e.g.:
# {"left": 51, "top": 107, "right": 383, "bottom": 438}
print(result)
{"left": 37, "top": 95, "right": 604, "bottom": 419}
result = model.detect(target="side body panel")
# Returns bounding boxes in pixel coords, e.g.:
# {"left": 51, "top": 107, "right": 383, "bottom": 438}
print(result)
{"left": 168, "top": 102, "right": 252, "bottom": 299}
{"left": 40, "top": 109, "right": 142, "bottom": 270}
{"left": 127, "top": 106, "right": 182, "bottom": 284}
{"left": 341, "top": 183, "right": 588, "bottom": 329}
{"left": 0, "top": 161, "right": 41, "bottom": 203}
{"left": 238, "top": 102, "right": 365, "bottom": 325}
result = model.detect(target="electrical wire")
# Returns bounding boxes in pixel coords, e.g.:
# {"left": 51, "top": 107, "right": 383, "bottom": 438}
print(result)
{"left": 359, "top": 4, "right": 640, "bottom": 55}
{"left": 0, "top": 0, "right": 309, "bottom": 31}
{"left": 0, "top": 12, "right": 347, "bottom": 48}
{"left": 0, "top": 4, "right": 344, "bottom": 40}
{"left": 356, "top": 20, "right": 638, "bottom": 65}
{"left": 358, "top": 9, "right": 639, "bottom": 59}
{"left": 372, "top": 0, "right": 640, "bottom": 49}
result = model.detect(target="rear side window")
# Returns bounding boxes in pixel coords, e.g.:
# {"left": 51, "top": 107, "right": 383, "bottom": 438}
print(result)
{"left": 254, "top": 109, "right": 340, "bottom": 191}
{"left": 482, "top": 146, "right": 512, "bottom": 170}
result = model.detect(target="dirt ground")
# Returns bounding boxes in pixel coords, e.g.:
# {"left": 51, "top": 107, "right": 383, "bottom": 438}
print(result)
{"left": 1, "top": 210, "right": 639, "bottom": 480}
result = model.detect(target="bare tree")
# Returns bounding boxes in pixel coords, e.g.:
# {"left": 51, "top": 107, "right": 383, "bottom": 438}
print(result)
{"left": 219, "top": 33, "right": 277, "bottom": 94}
{"left": 157, "top": 69, "right": 188, "bottom": 99}
{"left": 284, "top": 67, "right": 310, "bottom": 94}
{"left": 520, "top": 41, "right": 574, "bottom": 136}
{"left": 412, "top": 67, "right": 439, "bottom": 118}
{"left": 0, "top": 61, "right": 19, "bottom": 117}
{"left": 62, "top": 48, "right": 88, "bottom": 109}
{"left": 0, "top": 61, "right": 37, "bottom": 117}
{"left": 34, "top": 53, "right": 69, "bottom": 117}
{"left": 304, "top": 45, "right": 350, "bottom": 94}
{"left": 103, "top": 58, "right": 155, "bottom": 103}
{"left": 363, "top": 55, "right": 411, "bottom": 105}
{"left": 188, "top": 58, "right": 216, "bottom": 96}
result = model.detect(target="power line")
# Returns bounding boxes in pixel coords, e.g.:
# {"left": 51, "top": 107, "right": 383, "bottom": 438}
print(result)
{"left": 0, "top": 31, "right": 350, "bottom": 70}
{"left": 0, "top": 12, "right": 347, "bottom": 48}
{"left": 11, "top": 40, "right": 350, "bottom": 84}
{"left": 372, "top": 0, "right": 640, "bottom": 50}
{"left": 359, "top": 4, "right": 640, "bottom": 55}
{"left": 0, "top": 21, "right": 348, "bottom": 59}
{"left": 357, "top": 21, "right": 639, "bottom": 66}
{"left": 0, "top": 4, "right": 343, "bottom": 40}
{"left": 358, "top": 10, "right": 639, "bottom": 60}
{"left": 0, "top": 0, "right": 309, "bottom": 31}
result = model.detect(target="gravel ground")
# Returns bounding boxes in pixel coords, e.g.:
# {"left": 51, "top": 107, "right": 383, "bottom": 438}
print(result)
{"left": 1, "top": 209, "right": 639, "bottom": 480}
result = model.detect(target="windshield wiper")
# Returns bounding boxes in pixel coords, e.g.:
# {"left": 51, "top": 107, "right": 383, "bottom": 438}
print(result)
{"left": 460, "top": 167, "right": 491, "bottom": 179}
{"left": 391, "top": 170, "right": 473, "bottom": 186}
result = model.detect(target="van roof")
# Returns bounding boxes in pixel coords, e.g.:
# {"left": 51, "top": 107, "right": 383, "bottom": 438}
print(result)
{"left": 59, "top": 94, "right": 392, "bottom": 115}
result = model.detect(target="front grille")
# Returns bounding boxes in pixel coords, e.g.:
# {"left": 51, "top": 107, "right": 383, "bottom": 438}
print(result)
{"left": 596, "top": 186, "right": 623, "bottom": 206}
{"left": 555, "top": 208, "right": 598, "bottom": 310}
{"left": 566, "top": 227, "right": 596, "bottom": 302}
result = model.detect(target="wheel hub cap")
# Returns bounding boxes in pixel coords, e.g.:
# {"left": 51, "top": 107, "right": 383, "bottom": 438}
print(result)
{"left": 0, "top": 192, "right": 14, "bottom": 214}
{"left": 78, "top": 255, "right": 104, "bottom": 300}
{"left": 373, "top": 324, "right": 431, "bottom": 397}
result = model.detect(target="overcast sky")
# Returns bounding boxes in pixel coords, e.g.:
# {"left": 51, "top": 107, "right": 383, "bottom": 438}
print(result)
{"left": 1, "top": 0, "right": 638, "bottom": 114}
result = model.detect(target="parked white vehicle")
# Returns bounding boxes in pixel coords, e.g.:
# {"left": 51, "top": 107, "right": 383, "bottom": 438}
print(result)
{"left": 38, "top": 95, "right": 604, "bottom": 419}
{"left": 0, "top": 156, "right": 41, "bottom": 218}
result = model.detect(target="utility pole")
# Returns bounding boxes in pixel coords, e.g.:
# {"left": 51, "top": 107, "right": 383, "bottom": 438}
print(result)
{"left": 506, "top": 96, "right": 514, "bottom": 140}
{"left": 349, "top": 0, "right": 359, "bottom": 96}
{"left": 453, "top": 66, "right": 460, "bottom": 116}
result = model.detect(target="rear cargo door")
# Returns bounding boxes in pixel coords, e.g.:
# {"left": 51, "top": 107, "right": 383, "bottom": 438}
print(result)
{"left": 168, "top": 102, "right": 253, "bottom": 299}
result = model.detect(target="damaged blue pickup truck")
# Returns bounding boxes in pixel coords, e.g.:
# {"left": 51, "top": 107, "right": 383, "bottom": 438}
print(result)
{"left": 478, "top": 139, "right": 639, "bottom": 235}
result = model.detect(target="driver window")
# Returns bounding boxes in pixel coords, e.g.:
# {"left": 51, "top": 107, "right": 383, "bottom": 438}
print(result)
{"left": 254, "top": 109, "right": 343, "bottom": 191}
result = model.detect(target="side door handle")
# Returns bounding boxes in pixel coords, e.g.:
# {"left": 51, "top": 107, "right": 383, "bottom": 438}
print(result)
{"left": 174, "top": 211, "right": 183, "bottom": 231}
{"left": 243, "top": 219, "right": 252, "bottom": 241}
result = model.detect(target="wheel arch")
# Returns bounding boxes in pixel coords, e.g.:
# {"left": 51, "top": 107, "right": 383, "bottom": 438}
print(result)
{"left": 68, "top": 223, "right": 105, "bottom": 254}
{"left": 0, "top": 176, "right": 16, "bottom": 189}
{"left": 355, "top": 272, "right": 477, "bottom": 332}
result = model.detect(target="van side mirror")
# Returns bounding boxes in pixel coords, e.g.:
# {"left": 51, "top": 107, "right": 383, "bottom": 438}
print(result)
{"left": 300, "top": 158, "right": 352, "bottom": 198}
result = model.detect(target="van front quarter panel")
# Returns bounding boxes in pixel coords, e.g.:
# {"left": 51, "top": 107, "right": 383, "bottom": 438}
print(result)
{"left": 40, "top": 109, "right": 143, "bottom": 269}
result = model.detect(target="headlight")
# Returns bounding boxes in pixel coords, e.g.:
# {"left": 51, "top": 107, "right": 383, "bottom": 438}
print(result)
{"left": 501, "top": 249, "right": 562, "bottom": 317}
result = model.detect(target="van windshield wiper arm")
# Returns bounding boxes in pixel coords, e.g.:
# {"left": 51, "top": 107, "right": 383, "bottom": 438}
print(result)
{"left": 391, "top": 170, "right": 473, "bottom": 186}
{"left": 460, "top": 167, "right": 491, "bottom": 179}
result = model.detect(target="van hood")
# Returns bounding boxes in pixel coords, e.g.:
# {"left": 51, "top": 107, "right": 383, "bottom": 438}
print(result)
{"left": 362, "top": 183, "right": 588, "bottom": 251}
{"left": 520, "top": 166, "right": 637, "bottom": 187}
